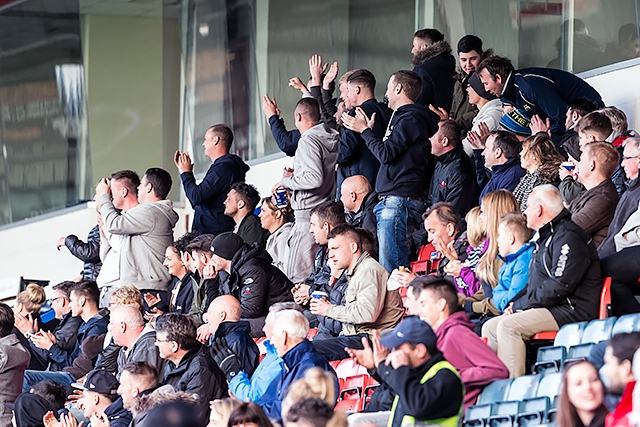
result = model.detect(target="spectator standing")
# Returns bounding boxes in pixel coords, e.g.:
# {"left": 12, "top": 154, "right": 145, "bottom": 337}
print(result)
{"left": 56, "top": 222, "right": 102, "bottom": 281}
{"left": 410, "top": 29, "right": 457, "bottom": 112}
{"left": 175, "top": 124, "right": 249, "bottom": 235}
{"left": 155, "top": 313, "right": 227, "bottom": 426}
{"left": 97, "top": 168, "right": 179, "bottom": 298}
{"left": 477, "top": 55, "right": 604, "bottom": 143}
{"left": 224, "top": 182, "right": 269, "bottom": 247}
{"left": 428, "top": 119, "right": 479, "bottom": 216}
{"left": 274, "top": 98, "right": 340, "bottom": 284}
{"left": 570, "top": 142, "right": 620, "bottom": 247}
{"left": 337, "top": 69, "right": 392, "bottom": 194}
{"left": 342, "top": 70, "right": 438, "bottom": 272}
{"left": 479, "top": 131, "right": 526, "bottom": 201}
{"left": 483, "top": 185, "right": 601, "bottom": 377}
{"left": 0, "top": 302, "right": 30, "bottom": 427}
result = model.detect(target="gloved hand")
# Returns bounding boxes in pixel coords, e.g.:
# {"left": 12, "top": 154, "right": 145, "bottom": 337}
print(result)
{"left": 211, "top": 337, "right": 243, "bottom": 381}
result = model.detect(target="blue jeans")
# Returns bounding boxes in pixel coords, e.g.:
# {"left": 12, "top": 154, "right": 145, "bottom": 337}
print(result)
{"left": 23, "top": 370, "right": 76, "bottom": 393}
{"left": 374, "top": 196, "right": 425, "bottom": 272}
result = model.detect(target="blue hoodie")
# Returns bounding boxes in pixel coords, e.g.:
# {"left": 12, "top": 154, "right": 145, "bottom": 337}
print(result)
{"left": 492, "top": 242, "right": 535, "bottom": 312}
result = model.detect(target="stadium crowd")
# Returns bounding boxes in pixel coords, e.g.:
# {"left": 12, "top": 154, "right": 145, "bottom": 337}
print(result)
{"left": 4, "top": 27, "right": 640, "bottom": 427}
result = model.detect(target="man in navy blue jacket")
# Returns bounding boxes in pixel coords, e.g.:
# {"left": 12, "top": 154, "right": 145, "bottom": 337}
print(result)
{"left": 342, "top": 70, "right": 439, "bottom": 272}
{"left": 479, "top": 130, "right": 526, "bottom": 201}
{"left": 175, "top": 124, "right": 249, "bottom": 235}
{"left": 337, "top": 69, "right": 392, "bottom": 196}
{"left": 477, "top": 55, "right": 604, "bottom": 143}
{"left": 259, "top": 309, "right": 338, "bottom": 422}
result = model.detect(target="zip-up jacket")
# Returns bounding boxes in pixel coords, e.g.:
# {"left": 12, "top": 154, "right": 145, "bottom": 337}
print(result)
{"left": 599, "top": 177, "right": 640, "bottom": 257}
{"left": 511, "top": 209, "right": 601, "bottom": 326}
{"left": 47, "top": 309, "right": 109, "bottom": 369}
{"left": 428, "top": 145, "right": 478, "bottom": 216}
{"left": 492, "top": 242, "right": 535, "bottom": 312}
{"left": 209, "top": 321, "right": 260, "bottom": 378}
{"left": 479, "top": 157, "right": 526, "bottom": 202}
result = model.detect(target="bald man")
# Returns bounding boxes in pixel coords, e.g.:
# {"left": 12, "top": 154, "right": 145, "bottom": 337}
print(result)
{"left": 340, "top": 175, "right": 378, "bottom": 237}
{"left": 204, "top": 295, "right": 260, "bottom": 377}
{"left": 482, "top": 185, "right": 602, "bottom": 377}
{"left": 110, "top": 305, "right": 163, "bottom": 378}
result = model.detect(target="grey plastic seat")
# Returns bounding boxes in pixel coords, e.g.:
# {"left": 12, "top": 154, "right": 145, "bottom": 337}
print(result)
{"left": 478, "top": 378, "right": 513, "bottom": 404}
{"left": 580, "top": 318, "right": 616, "bottom": 344}
{"left": 506, "top": 374, "right": 541, "bottom": 401}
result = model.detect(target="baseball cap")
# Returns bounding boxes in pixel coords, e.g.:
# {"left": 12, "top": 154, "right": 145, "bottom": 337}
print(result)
{"left": 71, "top": 369, "right": 119, "bottom": 395}
{"left": 210, "top": 232, "right": 245, "bottom": 260}
{"left": 379, "top": 316, "right": 437, "bottom": 350}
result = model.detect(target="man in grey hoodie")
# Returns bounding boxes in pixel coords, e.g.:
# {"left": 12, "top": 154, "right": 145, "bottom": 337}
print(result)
{"left": 98, "top": 168, "right": 179, "bottom": 301}
{"left": 272, "top": 98, "right": 340, "bottom": 284}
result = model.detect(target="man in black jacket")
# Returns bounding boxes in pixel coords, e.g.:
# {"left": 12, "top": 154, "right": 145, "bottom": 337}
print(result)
{"left": 210, "top": 233, "right": 294, "bottom": 336}
{"left": 155, "top": 313, "right": 227, "bottom": 426}
{"left": 342, "top": 70, "right": 439, "bottom": 273}
{"left": 482, "top": 185, "right": 602, "bottom": 377}
{"left": 224, "top": 182, "right": 269, "bottom": 247}
{"left": 337, "top": 69, "right": 392, "bottom": 194}
{"left": 340, "top": 175, "right": 378, "bottom": 253}
{"left": 56, "top": 224, "right": 102, "bottom": 281}
{"left": 203, "top": 295, "right": 259, "bottom": 377}
{"left": 428, "top": 120, "right": 478, "bottom": 216}
{"left": 411, "top": 29, "right": 457, "bottom": 112}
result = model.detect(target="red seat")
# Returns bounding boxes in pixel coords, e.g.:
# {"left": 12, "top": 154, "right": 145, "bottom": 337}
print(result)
{"left": 307, "top": 328, "right": 319, "bottom": 340}
{"left": 410, "top": 244, "right": 436, "bottom": 274}
{"left": 335, "top": 397, "right": 364, "bottom": 412}
{"left": 339, "top": 374, "right": 371, "bottom": 399}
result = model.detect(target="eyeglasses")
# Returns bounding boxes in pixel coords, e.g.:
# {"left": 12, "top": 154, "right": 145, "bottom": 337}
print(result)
{"left": 50, "top": 296, "right": 66, "bottom": 303}
{"left": 155, "top": 338, "right": 173, "bottom": 343}
{"left": 622, "top": 155, "right": 640, "bottom": 161}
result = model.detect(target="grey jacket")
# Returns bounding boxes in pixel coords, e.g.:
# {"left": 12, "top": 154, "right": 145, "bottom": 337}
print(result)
{"left": 0, "top": 334, "right": 31, "bottom": 427}
{"left": 266, "top": 222, "right": 293, "bottom": 273}
{"left": 116, "top": 325, "right": 164, "bottom": 380}
{"left": 282, "top": 123, "right": 340, "bottom": 212}
{"left": 325, "top": 253, "right": 404, "bottom": 337}
{"left": 100, "top": 195, "right": 179, "bottom": 291}
{"left": 615, "top": 201, "right": 640, "bottom": 250}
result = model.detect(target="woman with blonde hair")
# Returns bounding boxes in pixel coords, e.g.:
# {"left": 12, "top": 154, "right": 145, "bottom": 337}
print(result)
{"left": 281, "top": 367, "right": 336, "bottom": 423}
{"left": 513, "top": 132, "right": 563, "bottom": 211}
{"left": 464, "top": 190, "right": 520, "bottom": 321}
{"left": 208, "top": 398, "right": 242, "bottom": 427}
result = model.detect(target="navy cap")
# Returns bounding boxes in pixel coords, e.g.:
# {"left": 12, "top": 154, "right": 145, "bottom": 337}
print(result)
{"left": 379, "top": 316, "right": 437, "bottom": 350}
{"left": 71, "top": 369, "right": 119, "bottom": 395}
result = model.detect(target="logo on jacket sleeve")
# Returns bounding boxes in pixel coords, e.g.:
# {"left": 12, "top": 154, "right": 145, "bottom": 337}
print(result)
{"left": 439, "top": 180, "right": 447, "bottom": 189}
{"left": 554, "top": 244, "right": 570, "bottom": 277}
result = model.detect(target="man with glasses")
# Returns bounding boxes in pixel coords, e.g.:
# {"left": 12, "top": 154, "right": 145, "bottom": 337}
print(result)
{"left": 155, "top": 313, "right": 227, "bottom": 426}
{"left": 14, "top": 281, "right": 82, "bottom": 371}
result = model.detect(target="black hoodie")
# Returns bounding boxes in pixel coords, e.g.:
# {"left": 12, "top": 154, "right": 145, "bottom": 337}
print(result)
{"left": 361, "top": 103, "right": 438, "bottom": 198}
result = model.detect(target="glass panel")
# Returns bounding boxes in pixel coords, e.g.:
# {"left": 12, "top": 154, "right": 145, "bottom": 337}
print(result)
{"left": 0, "top": 0, "right": 91, "bottom": 226}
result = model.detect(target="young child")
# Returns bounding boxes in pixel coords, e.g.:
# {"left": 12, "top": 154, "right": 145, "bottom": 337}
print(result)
{"left": 445, "top": 206, "right": 487, "bottom": 297}
{"left": 492, "top": 212, "right": 535, "bottom": 312}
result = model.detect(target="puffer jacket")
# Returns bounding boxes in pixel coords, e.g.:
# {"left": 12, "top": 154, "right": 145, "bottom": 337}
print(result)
{"left": 427, "top": 145, "right": 479, "bottom": 216}
{"left": 569, "top": 179, "right": 620, "bottom": 248}
{"left": 511, "top": 209, "right": 602, "bottom": 327}
{"left": 220, "top": 243, "right": 294, "bottom": 320}
{"left": 304, "top": 245, "right": 331, "bottom": 294}
{"left": 492, "top": 242, "right": 535, "bottom": 312}
{"left": 412, "top": 41, "right": 457, "bottom": 111}
{"left": 209, "top": 321, "right": 260, "bottom": 378}
{"left": 317, "top": 272, "right": 349, "bottom": 338}
{"left": 162, "top": 343, "right": 227, "bottom": 426}
{"left": 65, "top": 225, "right": 102, "bottom": 280}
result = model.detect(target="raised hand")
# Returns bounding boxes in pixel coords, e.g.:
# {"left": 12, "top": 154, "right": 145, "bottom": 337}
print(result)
{"left": 345, "top": 336, "right": 375, "bottom": 369}
{"left": 323, "top": 62, "right": 339, "bottom": 90}
{"left": 174, "top": 151, "right": 193, "bottom": 174}
{"left": 289, "top": 77, "right": 309, "bottom": 93}
{"left": 262, "top": 95, "right": 280, "bottom": 119}
{"left": 309, "top": 54, "right": 328, "bottom": 87}
{"left": 428, "top": 105, "right": 449, "bottom": 121}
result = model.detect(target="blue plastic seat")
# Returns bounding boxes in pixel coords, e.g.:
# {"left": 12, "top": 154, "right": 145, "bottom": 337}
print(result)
{"left": 566, "top": 343, "right": 595, "bottom": 361}
{"left": 478, "top": 378, "right": 513, "bottom": 404}
{"left": 580, "top": 318, "right": 616, "bottom": 344}
{"left": 536, "top": 372, "right": 563, "bottom": 401}
{"left": 507, "top": 374, "right": 541, "bottom": 401}
{"left": 488, "top": 401, "right": 520, "bottom": 427}
{"left": 553, "top": 322, "right": 588, "bottom": 348}
{"left": 612, "top": 314, "right": 640, "bottom": 335}
{"left": 515, "top": 396, "right": 550, "bottom": 427}
{"left": 533, "top": 346, "right": 566, "bottom": 373}
{"left": 464, "top": 403, "right": 493, "bottom": 427}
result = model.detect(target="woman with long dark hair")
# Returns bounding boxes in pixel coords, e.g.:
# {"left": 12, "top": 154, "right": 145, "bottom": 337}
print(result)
{"left": 557, "top": 360, "right": 608, "bottom": 427}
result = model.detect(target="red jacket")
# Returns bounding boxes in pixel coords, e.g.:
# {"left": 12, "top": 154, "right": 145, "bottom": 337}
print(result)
{"left": 606, "top": 381, "right": 635, "bottom": 427}
{"left": 435, "top": 311, "right": 509, "bottom": 407}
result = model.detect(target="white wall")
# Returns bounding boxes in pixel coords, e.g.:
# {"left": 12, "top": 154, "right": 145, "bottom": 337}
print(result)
{"left": 0, "top": 202, "right": 190, "bottom": 294}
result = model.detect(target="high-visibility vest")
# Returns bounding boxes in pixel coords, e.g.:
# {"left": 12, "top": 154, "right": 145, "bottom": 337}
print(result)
{"left": 387, "top": 360, "right": 464, "bottom": 427}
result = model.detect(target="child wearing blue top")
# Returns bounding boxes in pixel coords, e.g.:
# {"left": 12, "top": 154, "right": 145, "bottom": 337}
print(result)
{"left": 492, "top": 213, "right": 535, "bottom": 312}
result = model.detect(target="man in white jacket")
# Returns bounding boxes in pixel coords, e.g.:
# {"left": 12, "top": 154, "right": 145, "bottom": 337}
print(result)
{"left": 98, "top": 168, "right": 179, "bottom": 303}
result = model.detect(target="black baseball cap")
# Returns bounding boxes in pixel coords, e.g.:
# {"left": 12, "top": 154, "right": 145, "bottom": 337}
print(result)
{"left": 71, "top": 369, "right": 119, "bottom": 395}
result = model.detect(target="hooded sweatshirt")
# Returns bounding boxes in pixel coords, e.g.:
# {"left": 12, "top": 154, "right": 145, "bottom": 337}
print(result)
{"left": 100, "top": 195, "right": 179, "bottom": 291}
{"left": 282, "top": 122, "right": 340, "bottom": 212}
{"left": 361, "top": 103, "right": 439, "bottom": 198}
{"left": 435, "top": 311, "right": 509, "bottom": 407}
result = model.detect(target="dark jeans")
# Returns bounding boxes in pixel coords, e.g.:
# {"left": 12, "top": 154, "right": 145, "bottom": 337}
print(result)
{"left": 312, "top": 333, "right": 370, "bottom": 361}
{"left": 601, "top": 247, "right": 640, "bottom": 316}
